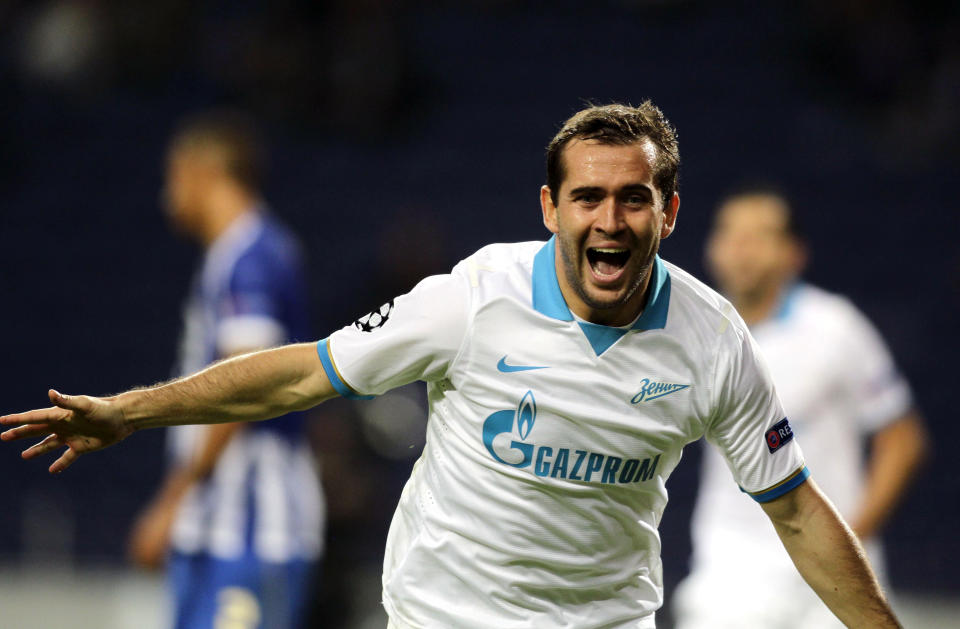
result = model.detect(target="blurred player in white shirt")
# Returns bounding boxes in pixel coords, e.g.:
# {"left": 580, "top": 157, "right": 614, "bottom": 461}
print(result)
{"left": 673, "top": 188, "right": 928, "bottom": 629}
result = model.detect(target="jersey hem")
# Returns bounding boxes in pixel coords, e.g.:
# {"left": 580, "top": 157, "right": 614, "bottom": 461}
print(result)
{"left": 744, "top": 465, "right": 810, "bottom": 503}
{"left": 316, "top": 338, "right": 374, "bottom": 400}
{"left": 382, "top": 595, "right": 417, "bottom": 629}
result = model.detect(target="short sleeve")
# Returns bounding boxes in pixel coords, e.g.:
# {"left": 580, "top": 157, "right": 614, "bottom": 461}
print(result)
{"left": 706, "top": 324, "right": 808, "bottom": 503}
{"left": 837, "top": 305, "right": 913, "bottom": 433}
{"left": 319, "top": 270, "right": 470, "bottom": 399}
{"left": 216, "top": 253, "right": 287, "bottom": 355}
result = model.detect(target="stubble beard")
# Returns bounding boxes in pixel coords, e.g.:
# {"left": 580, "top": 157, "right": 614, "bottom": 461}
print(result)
{"left": 557, "top": 231, "right": 657, "bottom": 313}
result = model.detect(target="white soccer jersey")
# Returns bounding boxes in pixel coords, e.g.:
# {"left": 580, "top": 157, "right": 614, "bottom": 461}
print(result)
{"left": 675, "top": 283, "right": 912, "bottom": 629}
{"left": 319, "top": 238, "right": 807, "bottom": 628}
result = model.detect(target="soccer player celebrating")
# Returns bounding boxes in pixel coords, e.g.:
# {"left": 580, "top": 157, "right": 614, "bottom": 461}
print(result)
{"left": 3, "top": 103, "right": 902, "bottom": 628}
{"left": 673, "top": 188, "right": 927, "bottom": 629}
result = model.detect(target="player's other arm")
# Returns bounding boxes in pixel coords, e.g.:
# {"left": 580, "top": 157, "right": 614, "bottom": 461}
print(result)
{"left": 1, "top": 342, "right": 337, "bottom": 473}
{"left": 761, "top": 479, "right": 901, "bottom": 628}
{"left": 851, "top": 410, "right": 928, "bottom": 539}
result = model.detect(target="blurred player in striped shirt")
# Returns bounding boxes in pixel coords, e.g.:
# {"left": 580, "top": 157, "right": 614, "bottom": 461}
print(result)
{"left": 127, "top": 112, "right": 324, "bottom": 629}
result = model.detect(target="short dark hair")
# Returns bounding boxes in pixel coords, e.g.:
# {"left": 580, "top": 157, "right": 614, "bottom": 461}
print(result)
{"left": 170, "top": 110, "right": 265, "bottom": 191}
{"left": 545, "top": 102, "right": 680, "bottom": 206}
{"left": 718, "top": 183, "right": 805, "bottom": 241}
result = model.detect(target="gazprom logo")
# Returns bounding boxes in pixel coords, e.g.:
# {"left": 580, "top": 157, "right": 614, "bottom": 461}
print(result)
{"left": 630, "top": 378, "right": 690, "bottom": 403}
{"left": 482, "top": 390, "right": 537, "bottom": 467}
{"left": 482, "top": 390, "right": 661, "bottom": 485}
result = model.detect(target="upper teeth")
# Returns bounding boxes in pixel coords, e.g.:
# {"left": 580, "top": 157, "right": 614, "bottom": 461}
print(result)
{"left": 593, "top": 248, "right": 627, "bottom": 253}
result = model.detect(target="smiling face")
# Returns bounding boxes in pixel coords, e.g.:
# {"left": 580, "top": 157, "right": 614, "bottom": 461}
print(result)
{"left": 541, "top": 138, "right": 679, "bottom": 326}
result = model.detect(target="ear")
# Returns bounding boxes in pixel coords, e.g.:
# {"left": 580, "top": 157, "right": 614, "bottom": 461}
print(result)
{"left": 660, "top": 192, "right": 680, "bottom": 239}
{"left": 541, "top": 185, "right": 559, "bottom": 234}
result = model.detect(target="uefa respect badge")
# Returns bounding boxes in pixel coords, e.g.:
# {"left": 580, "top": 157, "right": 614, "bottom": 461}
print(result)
{"left": 765, "top": 418, "right": 794, "bottom": 453}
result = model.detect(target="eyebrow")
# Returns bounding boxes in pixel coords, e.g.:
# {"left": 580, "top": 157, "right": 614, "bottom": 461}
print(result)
{"left": 568, "top": 184, "right": 654, "bottom": 196}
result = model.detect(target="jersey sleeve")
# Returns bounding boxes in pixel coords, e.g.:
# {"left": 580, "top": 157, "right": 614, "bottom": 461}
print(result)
{"left": 318, "top": 269, "right": 471, "bottom": 399}
{"left": 706, "top": 323, "right": 808, "bottom": 503}
{"left": 837, "top": 304, "right": 913, "bottom": 433}
{"left": 216, "top": 252, "right": 287, "bottom": 355}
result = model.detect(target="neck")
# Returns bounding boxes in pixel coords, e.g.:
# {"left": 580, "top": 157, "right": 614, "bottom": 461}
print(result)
{"left": 731, "top": 283, "right": 786, "bottom": 326}
{"left": 200, "top": 187, "right": 257, "bottom": 246}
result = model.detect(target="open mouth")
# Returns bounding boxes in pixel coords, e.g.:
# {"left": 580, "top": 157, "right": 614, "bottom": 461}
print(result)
{"left": 587, "top": 247, "right": 631, "bottom": 278}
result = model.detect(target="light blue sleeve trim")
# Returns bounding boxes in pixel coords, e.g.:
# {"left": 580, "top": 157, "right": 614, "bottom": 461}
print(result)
{"left": 316, "top": 338, "right": 374, "bottom": 400}
{"left": 745, "top": 466, "right": 811, "bottom": 503}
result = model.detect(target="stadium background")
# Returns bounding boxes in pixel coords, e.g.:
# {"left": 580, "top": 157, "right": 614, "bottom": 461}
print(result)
{"left": 1, "top": 1, "right": 957, "bottom": 627}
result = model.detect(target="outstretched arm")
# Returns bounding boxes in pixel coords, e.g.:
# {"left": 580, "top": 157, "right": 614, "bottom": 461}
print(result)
{"left": 761, "top": 479, "right": 901, "bottom": 628}
{"left": 1, "top": 342, "right": 337, "bottom": 473}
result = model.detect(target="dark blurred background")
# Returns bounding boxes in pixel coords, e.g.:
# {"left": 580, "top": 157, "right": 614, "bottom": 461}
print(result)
{"left": 1, "top": 1, "right": 958, "bottom": 627}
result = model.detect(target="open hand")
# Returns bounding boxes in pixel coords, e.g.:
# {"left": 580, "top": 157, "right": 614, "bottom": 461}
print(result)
{"left": 1, "top": 389, "right": 133, "bottom": 473}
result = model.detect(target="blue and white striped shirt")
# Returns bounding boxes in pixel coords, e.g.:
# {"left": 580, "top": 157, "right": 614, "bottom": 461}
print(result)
{"left": 169, "top": 209, "right": 324, "bottom": 562}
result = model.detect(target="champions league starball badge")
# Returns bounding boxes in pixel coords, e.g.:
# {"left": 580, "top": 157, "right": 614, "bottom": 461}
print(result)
{"left": 353, "top": 300, "right": 395, "bottom": 332}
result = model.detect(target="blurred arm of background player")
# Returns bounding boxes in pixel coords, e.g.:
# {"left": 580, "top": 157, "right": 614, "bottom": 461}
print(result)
{"left": 127, "top": 425, "right": 241, "bottom": 569}
{"left": 761, "top": 479, "right": 900, "bottom": 628}
{"left": 126, "top": 358, "right": 253, "bottom": 570}
{"left": 851, "top": 410, "right": 928, "bottom": 540}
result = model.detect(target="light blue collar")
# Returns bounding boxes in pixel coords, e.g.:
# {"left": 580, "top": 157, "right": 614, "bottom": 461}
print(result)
{"left": 531, "top": 236, "right": 671, "bottom": 354}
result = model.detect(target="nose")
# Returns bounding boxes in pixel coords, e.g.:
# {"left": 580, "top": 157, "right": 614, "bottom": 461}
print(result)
{"left": 594, "top": 198, "right": 625, "bottom": 235}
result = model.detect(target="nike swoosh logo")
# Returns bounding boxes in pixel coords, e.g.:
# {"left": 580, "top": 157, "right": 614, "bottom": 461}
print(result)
{"left": 497, "top": 356, "right": 549, "bottom": 373}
